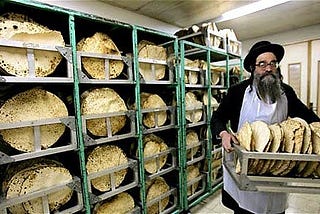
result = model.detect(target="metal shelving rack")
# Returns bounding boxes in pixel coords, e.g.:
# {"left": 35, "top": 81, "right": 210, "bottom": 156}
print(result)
{"left": 178, "top": 37, "right": 242, "bottom": 211}
{"left": 133, "top": 26, "right": 181, "bottom": 214}
{"left": 0, "top": 0, "right": 244, "bottom": 213}
{"left": 0, "top": 1, "right": 85, "bottom": 213}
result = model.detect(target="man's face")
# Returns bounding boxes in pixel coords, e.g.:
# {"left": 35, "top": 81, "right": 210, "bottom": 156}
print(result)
{"left": 253, "top": 52, "right": 282, "bottom": 104}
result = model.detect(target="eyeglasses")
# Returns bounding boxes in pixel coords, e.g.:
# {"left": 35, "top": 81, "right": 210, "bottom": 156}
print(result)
{"left": 255, "top": 61, "right": 279, "bottom": 69}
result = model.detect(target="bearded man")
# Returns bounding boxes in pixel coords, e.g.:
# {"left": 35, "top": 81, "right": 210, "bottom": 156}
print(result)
{"left": 211, "top": 41, "right": 320, "bottom": 214}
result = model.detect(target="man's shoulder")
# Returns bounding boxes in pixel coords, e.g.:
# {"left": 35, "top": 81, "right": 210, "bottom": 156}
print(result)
{"left": 229, "top": 79, "right": 251, "bottom": 91}
{"left": 281, "top": 82, "right": 294, "bottom": 93}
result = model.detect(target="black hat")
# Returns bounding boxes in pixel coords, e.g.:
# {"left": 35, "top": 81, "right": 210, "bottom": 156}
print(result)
{"left": 243, "top": 41, "right": 284, "bottom": 72}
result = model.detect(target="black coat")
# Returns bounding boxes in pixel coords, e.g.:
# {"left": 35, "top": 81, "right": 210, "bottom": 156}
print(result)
{"left": 211, "top": 79, "right": 320, "bottom": 137}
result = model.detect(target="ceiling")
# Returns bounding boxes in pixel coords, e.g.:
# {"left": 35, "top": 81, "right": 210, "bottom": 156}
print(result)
{"left": 99, "top": 0, "right": 320, "bottom": 41}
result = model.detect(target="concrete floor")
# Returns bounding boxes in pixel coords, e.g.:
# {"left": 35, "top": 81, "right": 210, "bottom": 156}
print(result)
{"left": 190, "top": 189, "right": 320, "bottom": 214}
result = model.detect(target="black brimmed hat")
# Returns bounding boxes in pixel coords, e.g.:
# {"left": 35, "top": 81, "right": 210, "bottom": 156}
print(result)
{"left": 244, "top": 41, "right": 285, "bottom": 72}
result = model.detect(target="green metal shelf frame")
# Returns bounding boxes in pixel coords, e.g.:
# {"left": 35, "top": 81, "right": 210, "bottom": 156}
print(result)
{"left": 178, "top": 40, "right": 242, "bottom": 211}
{"left": 1, "top": 1, "right": 243, "bottom": 213}
{"left": 134, "top": 25, "right": 183, "bottom": 214}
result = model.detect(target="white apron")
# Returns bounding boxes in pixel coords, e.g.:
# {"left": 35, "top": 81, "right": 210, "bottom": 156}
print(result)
{"left": 224, "top": 86, "right": 288, "bottom": 213}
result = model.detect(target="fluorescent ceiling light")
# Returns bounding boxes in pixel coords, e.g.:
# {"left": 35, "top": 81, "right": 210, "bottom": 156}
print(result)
{"left": 215, "top": 0, "right": 291, "bottom": 23}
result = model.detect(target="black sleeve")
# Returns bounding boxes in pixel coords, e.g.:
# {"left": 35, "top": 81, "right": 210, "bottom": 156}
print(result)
{"left": 284, "top": 84, "right": 320, "bottom": 123}
{"left": 211, "top": 81, "right": 247, "bottom": 138}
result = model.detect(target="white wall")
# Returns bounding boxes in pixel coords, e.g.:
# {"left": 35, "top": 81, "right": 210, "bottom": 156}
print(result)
{"left": 311, "top": 40, "right": 320, "bottom": 113}
{"left": 241, "top": 25, "right": 320, "bottom": 111}
{"left": 36, "top": 0, "right": 180, "bottom": 34}
{"left": 241, "top": 24, "right": 320, "bottom": 57}
{"left": 281, "top": 42, "right": 308, "bottom": 101}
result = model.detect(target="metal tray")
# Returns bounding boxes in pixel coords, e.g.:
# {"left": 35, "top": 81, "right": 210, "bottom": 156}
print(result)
{"left": 223, "top": 144, "right": 320, "bottom": 194}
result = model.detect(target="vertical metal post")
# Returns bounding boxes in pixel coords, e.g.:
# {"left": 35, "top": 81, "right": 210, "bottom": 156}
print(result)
{"left": 206, "top": 49, "right": 213, "bottom": 190}
{"left": 179, "top": 40, "right": 188, "bottom": 211}
{"left": 68, "top": 14, "right": 91, "bottom": 213}
{"left": 132, "top": 26, "right": 147, "bottom": 214}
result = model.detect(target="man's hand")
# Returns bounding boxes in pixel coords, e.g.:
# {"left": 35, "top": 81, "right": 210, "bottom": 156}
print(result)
{"left": 219, "top": 130, "right": 239, "bottom": 152}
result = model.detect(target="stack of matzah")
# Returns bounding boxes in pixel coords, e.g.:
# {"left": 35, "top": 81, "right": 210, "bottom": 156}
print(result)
{"left": 186, "top": 130, "right": 200, "bottom": 159}
{"left": 0, "top": 13, "right": 65, "bottom": 77}
{"left": 200, "top": 61, "right": 224, "bottom": 86}
{"left": 86, "top": 145, "right": 128, "bottom": 192}
{"left": 3, "top": 158, "right": 73, "bottom": 213}
{"left": 202, "top": 91, "right": 219, "bottom": 109}
{"left": 211, "top": 151, "right": 222, "bottom": 182}
{"left": 235, "top": 118, "right": 320, "bottom": 177}
{"left": 93, "top": 192, "right": 135, "bottom": 214}
{"left": 146, "top": 177, "right": 170, "bottom": 214}
{"left": 187, "top": 164, "right": 200, "bottom": 196}
{"left": 77, "top": 32, "right": 124, "bottom": 79}
{"left": 81, "top": 87, "right": 127, "bottom": 136}
{"left": 141, "top": 92, "right": 167, "bottom": 128}
{"left": 184, "top": 58, "right": 201, "bottom": 85}
{"left": 0, "top": 88, "right": 68, "bottom": 152}
{"left": 185, "top": 91, "right": 203, "bottom": 123}
{"left": 138, "top": 40, "right": 167, "bottom": 81}
{"left": 143, "top": 134, "right": 168, "bottom": 174}
{"left": 174, "top": 22, "right": 223, "bottom": 49}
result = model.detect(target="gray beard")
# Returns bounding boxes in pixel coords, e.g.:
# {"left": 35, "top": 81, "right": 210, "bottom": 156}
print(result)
{"left": 253, "top": 72, "right": 282, "bottom": 104}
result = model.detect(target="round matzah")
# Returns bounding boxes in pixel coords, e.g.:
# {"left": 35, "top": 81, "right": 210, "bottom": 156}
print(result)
{"left": 3, "top": 158, "right": 63, "bottom": 193}
{"left": 185, "top": 70, "right": 198, "bottom": 84}
{"left": 184, "top": 58, "right": 200, "bottom": 84}
{"left": 187, "top": 164, "right": 200, "bottom": 196}
{"left": 309, "top": 122, "right": 320, "bottom": 154}
{"left": 141, "top": 92, "right": 167, "bottom": 128}
{"left": 81, "top": 87, "right": 127, "bottom": 136}
{"left": 280, "top": 119, "right": 301, "bottom": 153}
{"left": 138, "top": 40, "right": 166, "bottom": 81}
{"left": 211, "top": 163, "right": 222, "bottom": 181}
{"left": 268, "top": 123, "right": 283, "bottom": 153}
{"left": 270, "top": 119, "right": 304, "bottom": 176}
{"left": 200, "top": 62, "right": 223, "bottom": 86}
{"left": 146, "top": 177, "right": 170, "bottom": 214}
{"left": 86, "top": 145, "right": 128, "bottom": 192}
{"left": 211, "top": 71, "right": 220, "bottom": 85}
{"left": 250, "top": 121, "right": 270, "bottom": 152}
{"left": 270, "top": 160, "right": 291, "bottom": 176}
{"left": 292, "top": 117, "right": 312, "bottom": 175}
{"left": 6, "top": 167, "right": 37, "bottom": 213}
{"left": 247, "top": 121, "right": 270, "bottom": 175}
{"left": 202, "top": 91, "right": 219, "bottom": 112}
{"left": 5, "top": 161, "right": 71, "bottom": 213}
{"left": 143, "top": 134, "right": 168, "bottom": 174}
{"left": 279, "top": 119, "right": 304, "bottom": 176}
{"left": 0, "top": 13, "right": 64, "bottom": 77}
{"left": 236, "top": 121, "right": 252, "bottom": 151}
{"left": 212, "top": 158, "right": 222, "bottom": 169}
{"left": 0, "top": 13, "right": 49, "bottom": 35}
{"left": 186, "top": 130, "right": 200, "bottom": 159}
{"left": 314, "top": 164, "right": 320, "bottom": 177}
{"left": 258, "top": 123, "right": 283, "bottom": 175}
{"left": 93, "top": 192, "right": 134, "bottom": 214}
{"left": 77, "top": 32, "right": 124, "bottom": 79}
{"left": 279, "top": 160, "right": 297, "bottom": 176}
{"left": 300, "top": 162, "right": 319, "bottom": 178}
{"left": 185, "top": 91, "right": 203, "bottom": 123}
{"left": 20, "top": 166, "right": 73, "bottom": 213}
{"left": 184, "top": 58, "right": 200, "bottom": 68}
{"left": 299, "top": 122, "right": 320, "bottom": 177}
{"left": 0, "top": 88, "right": 68, "bottom": 152}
